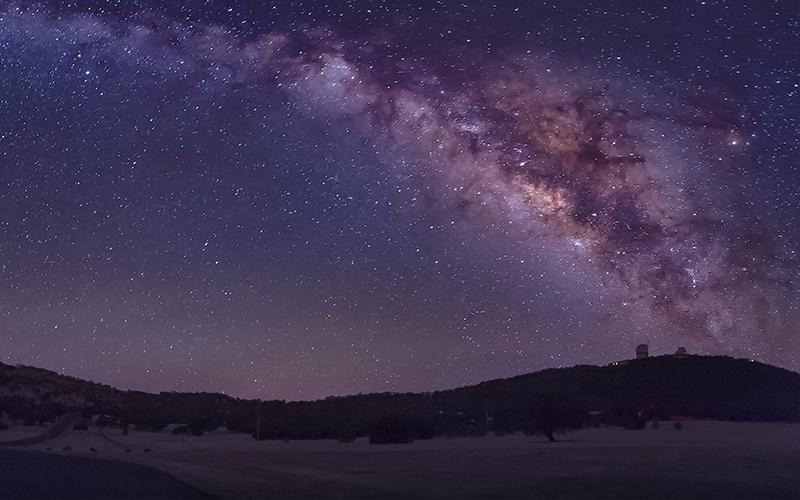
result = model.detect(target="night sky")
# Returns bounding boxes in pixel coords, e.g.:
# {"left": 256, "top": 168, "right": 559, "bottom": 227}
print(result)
{"left": 1, "top": 0, "right": 797, "bottom": 401}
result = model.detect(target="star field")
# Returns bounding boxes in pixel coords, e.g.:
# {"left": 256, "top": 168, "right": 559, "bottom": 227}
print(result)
{"left": 1, "top": 0, "right": 798, "bottom": 400}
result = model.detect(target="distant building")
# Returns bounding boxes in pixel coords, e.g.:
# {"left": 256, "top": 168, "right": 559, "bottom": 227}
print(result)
{"left": 675, "top": 347, "right": 687, "bottom": 355}
{"left": 607, "top": 343, "right": 651, "bottom": 367}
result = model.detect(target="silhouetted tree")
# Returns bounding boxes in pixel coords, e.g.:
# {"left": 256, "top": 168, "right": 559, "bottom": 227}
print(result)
{"left": 370, "top": 413, "right": 414, "bottom": 444}
{"left": 336, "top": 424, "right": 358, "bottom": 443}
{"left": 411, "top": 414, "right": 437, "bottom": 440}
{"left": 524, "top": 392, "right": 586, "bottom": 442}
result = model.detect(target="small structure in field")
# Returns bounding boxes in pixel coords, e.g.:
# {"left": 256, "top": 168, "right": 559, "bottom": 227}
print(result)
{"left": 636, "top": 344, "right": 649, "bottom": 359}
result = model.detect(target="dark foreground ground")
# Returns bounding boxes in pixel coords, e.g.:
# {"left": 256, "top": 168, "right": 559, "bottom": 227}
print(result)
{"left": 0, "top": 448, "right": 213, "bottom": 500}
{"left": 3, "top": 421, "right": 798, "bottom": 499}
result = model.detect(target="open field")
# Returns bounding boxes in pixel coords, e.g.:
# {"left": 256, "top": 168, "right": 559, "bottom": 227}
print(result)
{"left": 4, "top": 420, "right": 799, "bottom": 499}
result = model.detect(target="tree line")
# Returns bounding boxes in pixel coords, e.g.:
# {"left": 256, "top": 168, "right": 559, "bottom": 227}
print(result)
{"left": 1, "top": 355, "right": 798, "bottom": 443}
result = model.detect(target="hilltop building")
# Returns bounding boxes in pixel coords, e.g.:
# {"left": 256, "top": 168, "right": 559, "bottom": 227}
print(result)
{"left": 609, "top": 344, "right": 691, "bottom": 366}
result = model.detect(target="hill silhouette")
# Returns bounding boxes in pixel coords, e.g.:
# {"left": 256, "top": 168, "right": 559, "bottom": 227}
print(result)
{"left": 1, "top": 355, "right": 798, "bottom": 443}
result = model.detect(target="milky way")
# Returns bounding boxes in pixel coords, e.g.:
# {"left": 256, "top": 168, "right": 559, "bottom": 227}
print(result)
{"left": 1, "top": 1, "right": 797, "bottom": 400}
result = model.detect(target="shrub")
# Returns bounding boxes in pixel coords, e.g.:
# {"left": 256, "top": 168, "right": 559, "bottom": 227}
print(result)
{"left": 189, "top": 419, "right": 206, "bottom": 436}
{"left": 370, "top": 413, "right": 414, "bottom": 444}
{"left": 336, "top": 425, "right": 358, "bottom": 443}
{"left": 625, "top": 415, "right": 646, "bottom": 430}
